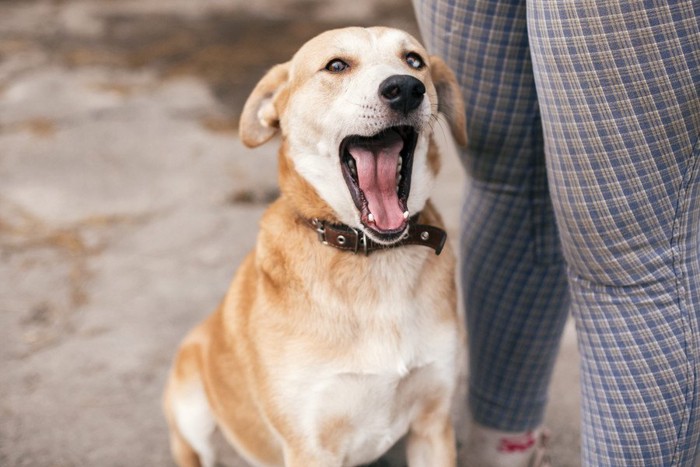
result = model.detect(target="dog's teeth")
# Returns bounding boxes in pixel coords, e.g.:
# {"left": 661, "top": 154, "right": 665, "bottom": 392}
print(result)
{"left": 403, "top": 210, "right": 410, "bottom": 219}
{"left": 368, "top": 213, "right": 375, "bottom": 223}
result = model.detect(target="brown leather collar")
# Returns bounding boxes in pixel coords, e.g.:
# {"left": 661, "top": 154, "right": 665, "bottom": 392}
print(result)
{"left": 308, "top": 216, "right": 446, "bottom": 256}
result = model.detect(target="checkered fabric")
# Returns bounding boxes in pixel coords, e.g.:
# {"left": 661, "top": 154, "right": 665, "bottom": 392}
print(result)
{"left": 414, "top": 0, "right": 571, "bottom": 434}
{"left": 413, "top": 0, "right": 700, "bottom": 465}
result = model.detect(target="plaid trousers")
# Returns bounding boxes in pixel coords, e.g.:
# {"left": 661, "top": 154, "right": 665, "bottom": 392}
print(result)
{"left": 412, "top": 0, "right": 700, "bottom": 465}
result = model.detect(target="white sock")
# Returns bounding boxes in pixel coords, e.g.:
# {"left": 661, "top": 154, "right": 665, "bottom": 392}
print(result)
{"left": 465, "top": 423, "right": 542, "bottom": 467}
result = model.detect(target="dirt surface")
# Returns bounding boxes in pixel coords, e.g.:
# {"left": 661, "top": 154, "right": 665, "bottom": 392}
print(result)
{"left": 0, "top": 1, "right": 581, "bottom": 465}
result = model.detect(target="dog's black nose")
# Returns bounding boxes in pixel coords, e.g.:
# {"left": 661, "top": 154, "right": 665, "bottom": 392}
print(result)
{"left": 379, "top": 75, "right": 425, "bottom": 115}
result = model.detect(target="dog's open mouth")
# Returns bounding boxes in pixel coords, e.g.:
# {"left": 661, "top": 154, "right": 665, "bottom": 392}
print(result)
{"left": 340, "top": 126, "right": 418, "bottom": 242}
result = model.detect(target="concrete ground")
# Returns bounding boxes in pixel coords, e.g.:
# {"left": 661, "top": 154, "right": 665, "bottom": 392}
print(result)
{"left": 0, "top": 0, "right": 581, "bottom": 465}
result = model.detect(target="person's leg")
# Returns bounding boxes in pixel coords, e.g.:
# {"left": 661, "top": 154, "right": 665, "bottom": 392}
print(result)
{"left": 412, "top": 0, "right": 570, "bottom": 460}
{"left": 528, "top": 0, "right": 700, "bottom": 464}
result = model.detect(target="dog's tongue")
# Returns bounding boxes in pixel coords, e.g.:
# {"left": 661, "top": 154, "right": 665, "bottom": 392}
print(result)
{"left": 348, "top": 130, "right": 405, "bottom": 231}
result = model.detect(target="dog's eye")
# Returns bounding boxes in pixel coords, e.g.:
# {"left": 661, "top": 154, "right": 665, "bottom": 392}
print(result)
{"left": 405, "top": 52, "right": 425, "bottom": 70}
{"left": 325, "top": 59, "right": 349, "bottom": 73}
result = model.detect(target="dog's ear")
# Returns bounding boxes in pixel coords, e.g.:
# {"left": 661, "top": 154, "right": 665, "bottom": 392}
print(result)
{"left": 239, "top": 62, "right": 290, "bottom": 148}
{"left": 430, "top": 55, "right": 467, "bottom": 147}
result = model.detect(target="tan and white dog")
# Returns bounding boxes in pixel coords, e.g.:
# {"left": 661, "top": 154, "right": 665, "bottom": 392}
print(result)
{"left": 163, "top": 26, "right": 467, "bottom": 467}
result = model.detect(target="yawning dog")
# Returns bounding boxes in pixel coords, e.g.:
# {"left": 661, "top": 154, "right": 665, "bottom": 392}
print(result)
{"left": 163, "top": 26, "right": 467, "bottom": 467}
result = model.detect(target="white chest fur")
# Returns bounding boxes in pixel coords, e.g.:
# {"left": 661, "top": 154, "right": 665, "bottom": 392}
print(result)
{"left": 266, "top": 250, "right": 458, "bottom": 466}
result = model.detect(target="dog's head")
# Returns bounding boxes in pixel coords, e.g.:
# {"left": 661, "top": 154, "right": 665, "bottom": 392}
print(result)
{"left": 239, "top": 27, "right": 466, "bottom": 245}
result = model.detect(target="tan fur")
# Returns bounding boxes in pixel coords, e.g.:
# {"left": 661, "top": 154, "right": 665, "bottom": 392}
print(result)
{"left": 428, "top": 56, "right": 467, "bottom": 147}
{"left": 164, "top": 27, "right": 467, "bottom": 467}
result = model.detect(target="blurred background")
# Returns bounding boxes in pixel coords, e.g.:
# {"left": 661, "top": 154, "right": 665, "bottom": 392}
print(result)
{"left": 0, "top": 0, "right": 580, "bottom": 465}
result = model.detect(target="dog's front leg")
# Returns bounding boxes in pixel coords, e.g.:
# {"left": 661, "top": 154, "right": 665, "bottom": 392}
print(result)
{"left": 406, "top": 410, "right": 457, "bottom": 467}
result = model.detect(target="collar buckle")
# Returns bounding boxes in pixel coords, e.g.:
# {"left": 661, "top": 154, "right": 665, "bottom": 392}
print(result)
{"left": 349, "top": 227, "right": 368, "bottom": 256}
{"left": 360, "top": 230, "right": 368, "bottom": 256}
{"left": 311, "top": 218, "right": 328, "bottom": 245}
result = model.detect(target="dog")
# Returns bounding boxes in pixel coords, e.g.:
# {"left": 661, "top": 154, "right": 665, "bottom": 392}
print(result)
{"left": 163, "top": 26, "right": 468, "bottom": 467}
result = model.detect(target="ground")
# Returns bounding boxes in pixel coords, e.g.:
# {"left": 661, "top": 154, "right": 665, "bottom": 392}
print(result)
{"left": 0, "top": 0, "right": 581, "bottom": 465}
